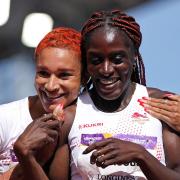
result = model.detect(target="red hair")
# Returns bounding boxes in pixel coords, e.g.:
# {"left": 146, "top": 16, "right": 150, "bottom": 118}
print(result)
{"left": 35, "top": 27, "right": 81, "bottom": 58}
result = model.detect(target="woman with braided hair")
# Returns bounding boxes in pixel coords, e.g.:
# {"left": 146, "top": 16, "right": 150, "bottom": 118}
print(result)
{"left": 0, "top": 27, "right": 82, "bottom": 180}
{"left": 67, "top": 9, "right": 180, "bottom": 180}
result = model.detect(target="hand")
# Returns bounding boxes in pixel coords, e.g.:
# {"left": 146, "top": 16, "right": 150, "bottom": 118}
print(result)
{"left": 139, "top": 94, "right": 180, "bottom": 132}
{"left": 83, "top": 138, "right": 144, "bottom": 168}
{"left": 14, "top": 113, "right": 61, "bottom": 165}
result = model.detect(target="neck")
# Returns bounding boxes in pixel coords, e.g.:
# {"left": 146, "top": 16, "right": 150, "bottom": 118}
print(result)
{"left": 28, "top": 95, "right": 78, "bottom": 120}
{"left": 90, "top": 82, "right": 136, "bottom": 113}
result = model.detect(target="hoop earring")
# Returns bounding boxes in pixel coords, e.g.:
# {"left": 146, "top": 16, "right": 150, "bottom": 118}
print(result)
{"left": 86, "top": 76, "right": 91, "bottom": 84}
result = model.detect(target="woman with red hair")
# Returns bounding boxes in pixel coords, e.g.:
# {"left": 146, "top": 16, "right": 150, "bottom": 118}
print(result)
{"left": 0, "top": 27, "right": 82, "bottom": 180}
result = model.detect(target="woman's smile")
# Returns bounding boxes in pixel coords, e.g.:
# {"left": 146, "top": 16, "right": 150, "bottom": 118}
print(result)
{"left": 96, "top": 77, "right": 121, "bottom": 94}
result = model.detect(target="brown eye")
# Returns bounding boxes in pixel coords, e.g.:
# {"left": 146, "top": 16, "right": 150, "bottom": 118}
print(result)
{"left": 110, "top": 53, "right": 124, "bottom": 64}
{"left": 37, "top": 71, "right": 50, "bottom": 78}
{"left": 58, "top": 72, "right": 72, "bottom": 79}
{"left": 89, "top": 55, "right": 103, "bottom": 65}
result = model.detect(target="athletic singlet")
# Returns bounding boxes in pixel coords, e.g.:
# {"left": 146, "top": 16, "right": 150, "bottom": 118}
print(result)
{"left": 68, "top": 83, "right": 166, "bottom": 180}
{"left": 0, "top": 97, "right": 32, "bottom": 173}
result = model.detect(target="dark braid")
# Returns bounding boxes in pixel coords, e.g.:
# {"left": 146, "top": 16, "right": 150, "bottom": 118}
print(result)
{"left": 81, "top": 9, "right": 146, "bottom": 85}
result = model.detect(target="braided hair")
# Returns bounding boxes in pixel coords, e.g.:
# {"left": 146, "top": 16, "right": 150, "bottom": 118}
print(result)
{"left": 35, "top": 27, "right": 81, "bottom": 58}
{"left": 81, "top": 9, "right": 146, "bottom": 85}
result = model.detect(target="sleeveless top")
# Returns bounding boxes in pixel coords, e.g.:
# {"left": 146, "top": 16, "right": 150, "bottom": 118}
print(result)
{"left": 0, "top": 97, "right": 32, "bottom": 173}
{"left": 68, "top": 84, "right": 166, "bottom": 180}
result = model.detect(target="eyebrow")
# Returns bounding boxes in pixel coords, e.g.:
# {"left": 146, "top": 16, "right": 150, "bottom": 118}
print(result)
{"left": 37, "top": 65, "right": 76, "bottom": 72}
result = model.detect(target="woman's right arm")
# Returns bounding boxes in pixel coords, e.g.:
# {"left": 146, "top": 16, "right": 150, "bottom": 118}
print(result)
{"left": 9, "top": 113, "right": 61, "bottom": 180}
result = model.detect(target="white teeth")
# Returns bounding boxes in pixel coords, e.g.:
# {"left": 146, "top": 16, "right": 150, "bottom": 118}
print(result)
{"left": 99, "top": 78, "right": 118, "bottom": 84}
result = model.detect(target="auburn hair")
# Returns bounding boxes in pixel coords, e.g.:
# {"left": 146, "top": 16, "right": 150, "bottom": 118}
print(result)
{"left": 35, "top": 27, "right": 81, "bottom": 58}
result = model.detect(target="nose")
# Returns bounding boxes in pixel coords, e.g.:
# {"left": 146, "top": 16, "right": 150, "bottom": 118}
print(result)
{"left": 44, "top": 74, "right": 60, "bottom": 92}
{"left": 100, "top": 59, "right": 114, "bottom": 76}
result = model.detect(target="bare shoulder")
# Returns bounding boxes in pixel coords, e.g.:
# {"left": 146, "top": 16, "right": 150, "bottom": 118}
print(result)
{"left": 147, "top": 87, "right": 172, "bottom": 98}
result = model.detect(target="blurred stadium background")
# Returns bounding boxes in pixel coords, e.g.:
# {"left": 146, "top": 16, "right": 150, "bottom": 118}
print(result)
{"left": 0, "top": 0, "right": 179, "bottom": 104}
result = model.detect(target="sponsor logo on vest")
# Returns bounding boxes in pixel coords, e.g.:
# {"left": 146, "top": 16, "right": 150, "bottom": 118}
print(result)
{"left": 81, "top": 134, "right": 104, "bottom": 145}
{"left": 95, "top": 174, "right": 137, "bottom": 180}
{"left": 79, "top": 123, "right": 103, "bottom": 129}
{"left": 131, "top": 112, "right": 149, "bottom": 124}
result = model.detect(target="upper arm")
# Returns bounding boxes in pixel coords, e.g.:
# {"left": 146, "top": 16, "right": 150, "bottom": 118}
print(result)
{"left": 48, "top": 144, "right": 70, "bottom": 180}
{"left": 163, "top": 124, "right": 180, "bottom": 172}
{"left": 147, "top": 87, "right": 170, "bottom": 98}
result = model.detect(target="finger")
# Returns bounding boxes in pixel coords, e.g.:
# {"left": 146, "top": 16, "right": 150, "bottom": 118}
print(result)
{"left": 145, "top": 100, "right": 178, "bottom": 113}
{"left": 148, "top": 97, "right": 179, "bottom": 107}
{"left": 143, "top": 97, "right": 180, "bottom": 112}
{"left": 39, "top": 130, "right": 59, "bottom": 146}
{"left": 44, "top": 136, "right": 56, "bottom": 144}
{"left": 93, "top": 150, "right": 118, "bottom": 167}
{"left": 103, "top": 153, "right": 133, "bottom": 167}
{"left": 146, "top": 108, "right": 180, "bottom": 129}
{"left": 90, "top": 148, "right": 109, "bottom": 165}
{"left": 149, "top": 98, "right": 174, "bottom": 106}
{"left": 53, "top": 104, "right": 64, "bottom": 121}
{"left": 46, "top": 129, "right": 59, "bottom": 140}
{"left": 37, "top": 113, "right": 54, "bottom": 122}
{"left": 164, "top": 94, "right": 180, "bottom": 102}
{"left": 90, "top": 150, "right": 102, "bottom": 165}
{"left": 83, "top": 139, "right": 112, "bottom": 154}
{"left": 140, "top": 97, "right": 174, "bottom": 107}
{"left": 147, "top": 110, "right": 177, "bottom": 130}
{"left": 95, "top": 154, "right": 106, "bottom": 167}
{"left": 44, "top": 119, "right": 61, "bottom": 130}
{"left": 144, "top": 102, "right": 174, "bottom": 113}
{"left": 141, "top": 97, "right": 163, "bottom": 103}
{"left": 146, "top": 108, "right": 172, "bottom": 122}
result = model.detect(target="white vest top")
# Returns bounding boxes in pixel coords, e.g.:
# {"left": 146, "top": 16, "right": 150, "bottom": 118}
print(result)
{"left": 68, "top": 84, "right": 165, "bottom": 180}
{"left": 0, "top": 97, "right": 32, "bottom": 173}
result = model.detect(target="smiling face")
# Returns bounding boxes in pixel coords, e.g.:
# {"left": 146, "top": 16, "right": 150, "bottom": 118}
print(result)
{"left": 35, "top": 47, "right": 81, "bottom": 112}
{"left": 86, "top": 27, "right": 135, "bottom": 100}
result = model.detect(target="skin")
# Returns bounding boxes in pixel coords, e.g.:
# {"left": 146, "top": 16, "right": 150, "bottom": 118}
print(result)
{"left": 82, "top": 26, "right": 180, "bottom": 180}
{"left": 86, "top": 27, "right": 135, "bottom": 112}
{"left": 9, "top": 47, "right": 81, "bottom": 180}
{"left": 139, "top": 94, "right": 180, "bottom": 133}
{"left": 35, "top": 47, "right": 81, "bottom": 112}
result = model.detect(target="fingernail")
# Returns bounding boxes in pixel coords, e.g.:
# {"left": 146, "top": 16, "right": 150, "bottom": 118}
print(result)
{"left": 142, "top": 97, "right": 148, "bottom": 100}
{"left": 164, "top": 93, "right": 173, "bottom": 97}
{"left": 139, "top": 102, "right": 144, "bottom": 107}
{"left": 137, "top": 99, "right": 143, "bottom": 103}
{"left": 53, "top": 103, "right": 64, "bottom": 121}
{"left": 58, "top": 103, "right": 64, "bottom": 110}
{"left": 144, "top": 108, "right": 148, "bottom": 112}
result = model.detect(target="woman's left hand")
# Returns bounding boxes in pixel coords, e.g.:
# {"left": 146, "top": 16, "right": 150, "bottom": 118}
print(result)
{"left": 83, "top": 138, "right": 144, "bottom": 168}
{"left": 139, "top": 94, "right": 180, "bottom": 132}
